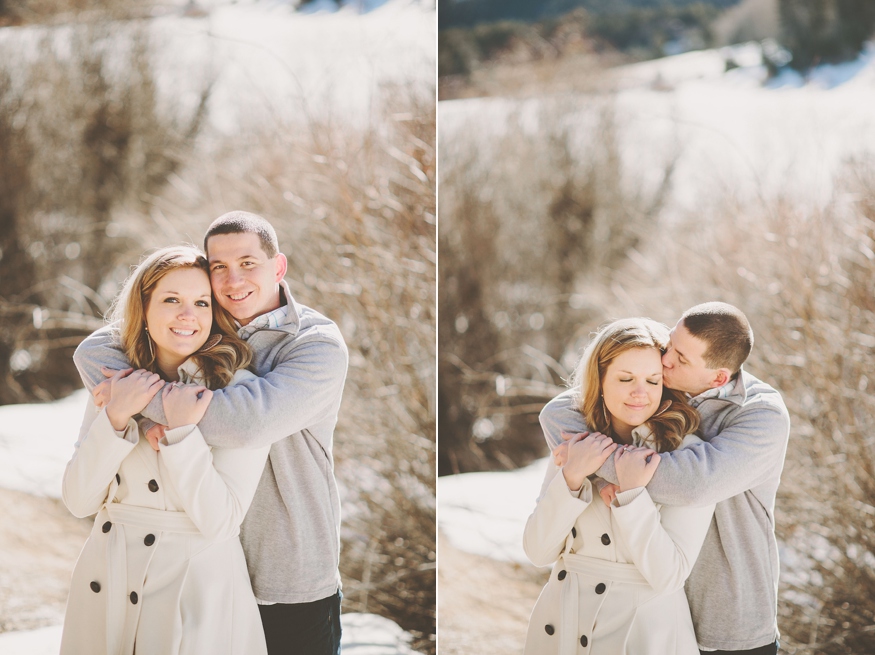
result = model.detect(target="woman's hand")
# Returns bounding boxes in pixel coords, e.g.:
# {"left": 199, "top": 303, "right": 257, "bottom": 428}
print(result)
{"left": 562, "top": 432, "right": 618, "bottom": 491}
{"left": 104, "top": 369, "right": 166, "bottom": 431}
{"left": 615, "top": 445, "right": 661, "bottom": 492}
{"left": 162, "top": 383, "right": 213, "bottom": 431}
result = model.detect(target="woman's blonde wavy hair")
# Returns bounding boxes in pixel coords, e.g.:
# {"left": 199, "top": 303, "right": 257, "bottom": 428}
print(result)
{"left": 569, "top": 318, "right": 700, "bottom": 453}
{"left": 108, "top": 245, "right": 252, "bottom": 390}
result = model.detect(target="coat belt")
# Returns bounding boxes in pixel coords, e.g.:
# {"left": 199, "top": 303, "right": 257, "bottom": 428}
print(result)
{"left": 102, "top": 504, "right": 201, "bottom": 655}
{"left": 558, "top": 553, "right": 650, "bottom": 655}
{"left": 106, "top": 503, "right": 200, "bottom": 534}
{"left": 561, "top": 553, "right": 649, "bottom": 585}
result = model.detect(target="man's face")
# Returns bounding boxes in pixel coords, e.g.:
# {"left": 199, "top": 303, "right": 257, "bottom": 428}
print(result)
{"left": 206, "top": 232, "right": 287, "bottom": 325}
{"left": 662, "top": 320, "right": 727, "bottom": 396}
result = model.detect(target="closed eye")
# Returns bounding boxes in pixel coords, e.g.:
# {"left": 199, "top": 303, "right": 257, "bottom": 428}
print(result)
{"left": 647, "top": 380, "right": 660, "bottom": 386}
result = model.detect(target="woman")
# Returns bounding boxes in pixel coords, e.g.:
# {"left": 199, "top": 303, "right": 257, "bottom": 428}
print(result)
{"left": 60, "top": 246, "right": 270, "bottom": 655}
{"left": 523, "top": 318, "right": 716, "bottom": 654}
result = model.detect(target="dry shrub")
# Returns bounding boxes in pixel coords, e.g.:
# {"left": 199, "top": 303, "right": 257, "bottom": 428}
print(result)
{"left": 0, "top": 23, "right": 209, "bottom": 404}
{"left": 438, "top": 97, "right": 676, "bottom": 474}
{"left": 0, "top": 0, "right": 159, "bottom": 26}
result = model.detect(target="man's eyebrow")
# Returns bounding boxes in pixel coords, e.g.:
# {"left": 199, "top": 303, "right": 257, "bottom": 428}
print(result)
{"left": 209, "top": 254, "right": 262, "bottom": 263}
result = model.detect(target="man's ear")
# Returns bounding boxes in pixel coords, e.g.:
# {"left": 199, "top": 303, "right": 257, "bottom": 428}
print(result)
{"left": 274, "top": 253, "right": 288, "bottom": 282}
{"left": 710, "top": 368, "right": 732, "bottom": 388}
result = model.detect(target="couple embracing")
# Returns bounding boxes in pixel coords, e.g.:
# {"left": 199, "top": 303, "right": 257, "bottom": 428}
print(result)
{"left": 525, "top": 303, "right": 790, "bottom": 655}
{"left": 60, "top": 211, "right": 347, "bottom": 655}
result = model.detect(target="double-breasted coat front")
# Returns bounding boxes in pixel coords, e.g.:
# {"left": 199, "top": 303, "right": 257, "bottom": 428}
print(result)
{"left": 60, "top": 368, "right": 271, "bottom": 655}
{"left": 523, "top": 431, "right": 716, "bottom": 655}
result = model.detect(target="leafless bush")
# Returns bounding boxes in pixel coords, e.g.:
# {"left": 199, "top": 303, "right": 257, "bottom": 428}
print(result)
{"left": 0, "top": 23, "right": 209, "bottom": 404}
{"left": 438, "top": 97, "right": 676, "bottom": 475}
{"left": 0, "top": 0, "right": 160, "bottom": 26}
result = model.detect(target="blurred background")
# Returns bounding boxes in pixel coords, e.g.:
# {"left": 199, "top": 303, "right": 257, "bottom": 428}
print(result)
{"left": 438, "top": 1, "right": 875, "bottom": 653}
{"left": 0, "top": 0, "right": 435, "bottom": 652}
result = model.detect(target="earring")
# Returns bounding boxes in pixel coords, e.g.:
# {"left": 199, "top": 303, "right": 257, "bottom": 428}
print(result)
{"left": 601, "top": 398, "right": 610, "bottom": 426}
{"left": 654, "top": 399, "right": 671, "bottom": 417}
{"left": 145, "top": 326, "right": 155, "bottom": 360}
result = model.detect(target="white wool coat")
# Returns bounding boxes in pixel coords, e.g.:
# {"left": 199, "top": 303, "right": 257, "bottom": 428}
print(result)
{"left": 523, "top": 432, "right": 715, "bottom": 655}
{"left": 60, "top": 368, "right": 270, "bottom": 655}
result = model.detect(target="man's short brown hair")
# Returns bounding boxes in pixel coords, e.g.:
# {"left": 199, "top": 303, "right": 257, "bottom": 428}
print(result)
{"left": 204, "top": 210, "right": 279, "bottom": 258}
{"left": 681, "top": 302, "right": 753, "bottom": 376}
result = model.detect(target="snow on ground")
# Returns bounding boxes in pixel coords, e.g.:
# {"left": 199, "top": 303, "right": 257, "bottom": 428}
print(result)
{"left": 0, "top": 613, "right": 419, "bottom": 654}
{"left": 439, "top": 41, "right": 875, "bottom": 214}
{"left": 0, "top": 0, "right": 435, "bottom": 131}
{"left": 437, "top": 457, "right": 549, "bottom": 565}
{"left": 0, "top": 391, "right": 422, "bottom": 653}
{"left": 0, "top": 389, "right": 87, "bottom": 499}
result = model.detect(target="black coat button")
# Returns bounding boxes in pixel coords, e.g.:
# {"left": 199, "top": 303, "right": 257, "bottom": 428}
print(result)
{"left": 144, "top": 534, "right": 155, "bottom": 547}
{"left": 557, "top": 570, "right": 567, "bottom": 581}
{"left": 102, "top": 521, "right": 112, "bottom": 533}
{"left": 595, "top": 583, "right": 606, "bottom": 594}
{"left": 545, "top": 624, "right": 555, "bottom": 636}
{"left": 580, "top": 635, "right": 588, "bottom": 647}
{"left": 571, "top": 527, "right": 577, "bottom": 538}
{"left": 130, "top": 592, "right": 139, "bottom": 604}
{"left": 148, "top": 479, "right": 159, "bottom": 493}
{"left": 116, "top": 473, "right": 121, "bottom": 484}
{"left": 90, "top": 581, "right": 101, "bottom": 593}
{"left": 601, "top": 533, "right": 611, "bottom": 546}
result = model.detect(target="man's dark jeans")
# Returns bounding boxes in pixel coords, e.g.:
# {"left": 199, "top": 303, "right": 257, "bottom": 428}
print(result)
{"left": 700, "top": 640, "right": 779, "bottom": 655}
{"left": 258, "top": 590, "right": 342, "bottom": 655}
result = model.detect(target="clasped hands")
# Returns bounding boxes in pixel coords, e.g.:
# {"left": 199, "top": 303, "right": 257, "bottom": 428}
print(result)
{"left": 553, "top": 431, "right": 661, "bottom": 506}
{"left": 93, "top": 367, "right": 212, "bottom": 451}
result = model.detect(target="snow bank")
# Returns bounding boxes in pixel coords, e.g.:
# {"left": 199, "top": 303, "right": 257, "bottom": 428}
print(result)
{"left": 0, "top": 389, "right": 88, "bottom": 499}
{"left": 440, "top": 41, "right": 875, "bottom": 213}
{"left": 437, "top": 457, "right": 548, "bottom": 565}
{"left": 0, "top": 613, "right": 420, "bottom": 654}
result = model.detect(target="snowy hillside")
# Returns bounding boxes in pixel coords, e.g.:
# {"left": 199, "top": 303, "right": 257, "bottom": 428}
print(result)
{"left": 440, "top": 42, "right": 875, "bottom": 213}
{"left": 0, "top": 0, "right": 435, "bottom": 131}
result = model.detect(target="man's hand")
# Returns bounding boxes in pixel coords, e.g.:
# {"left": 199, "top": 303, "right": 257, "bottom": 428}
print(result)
{"left": 615, "top": 445, "right": 661, "bottom": 492}
{"left": 553, "top": 431, "right": 589, "bottom": 467}
{"left": 163, "top": 383, "right": 213, "bottom": 430}
{"left": 599, "top": 482, "right": 620, "bottom": 507}
{"left": 145, "top": 424, "right": 167, "bottom": 452}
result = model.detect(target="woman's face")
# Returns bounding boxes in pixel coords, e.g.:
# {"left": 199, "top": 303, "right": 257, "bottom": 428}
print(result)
{"left": 601, "top": 347, "right": 664, "bottom": 435}
{"left": 144, "top": 267, "right": 213, "bottom": 369}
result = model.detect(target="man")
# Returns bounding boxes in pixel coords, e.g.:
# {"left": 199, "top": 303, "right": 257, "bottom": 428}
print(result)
{"left": 74, "top": 211, "right": 348, "bottom": 655}
{"left": 541, "top": 302, "right": 790, "bottom": 655}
